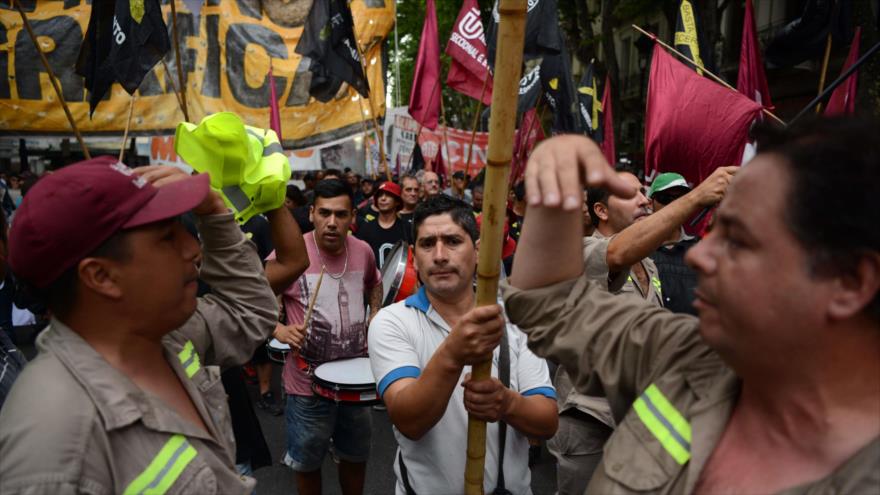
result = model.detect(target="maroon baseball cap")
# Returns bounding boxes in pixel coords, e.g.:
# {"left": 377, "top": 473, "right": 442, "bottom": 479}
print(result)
{"left": 373, "top": 181, "right": 403, "bottom": 208}
{"left": 8, "top": 156, "right": 211, "bottom": 288}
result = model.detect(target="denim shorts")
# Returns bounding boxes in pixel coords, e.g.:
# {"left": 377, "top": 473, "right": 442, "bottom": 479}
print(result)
{"left": 283, "top": 394, "right": 372, "bottom": 472}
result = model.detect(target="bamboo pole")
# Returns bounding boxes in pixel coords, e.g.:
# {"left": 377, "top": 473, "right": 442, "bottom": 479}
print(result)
{"left": 463, "top": 74, "right": 491, "bottom": 178}
{"left": 169, "top": 0, "right": 190, "bottom": 122}
{"left": 464, "top": 1, "right": 527, "bottom": 493}
{"left": 815, "top": 32, "right": 833, "bottom": 114}
{"left": 118, "top": 93, "right": 137, "bottom": 163}
{"left": 13, "top": 0, "right": 90, "bottom": 159}
{"left": 632, "top": 24, "right": 785, "bottom": 126}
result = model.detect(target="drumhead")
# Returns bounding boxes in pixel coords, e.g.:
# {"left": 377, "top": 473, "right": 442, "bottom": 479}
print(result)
{"left": 313, "top": 357, "right": 375, "bottom": 387}
{"left": 268, "top": 338, "right": 290, "bottom": 351}
{"left": 381, "top": 241, "right": 409, "bottom": 306}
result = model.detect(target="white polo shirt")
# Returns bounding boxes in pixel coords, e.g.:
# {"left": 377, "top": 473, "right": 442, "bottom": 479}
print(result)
{"left": 369, "top": 287, "right": 555, "bottom": 495}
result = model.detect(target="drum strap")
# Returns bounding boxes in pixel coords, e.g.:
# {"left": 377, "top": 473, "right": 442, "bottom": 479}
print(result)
{"left": 397, "top": 330, "right": 511, "bottom": 495}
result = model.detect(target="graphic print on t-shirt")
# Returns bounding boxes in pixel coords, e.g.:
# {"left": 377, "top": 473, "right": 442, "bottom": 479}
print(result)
{"left": 296, "top": 271, "right": 368, "bottom": 363}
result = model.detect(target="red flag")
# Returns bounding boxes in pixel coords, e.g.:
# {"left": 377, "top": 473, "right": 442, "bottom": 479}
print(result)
{"left": 409, "top": 0, "right": 441, "bottom": 129}
{"left": 445, "top": 0, "right": 493, "bottom": 105}
{"left": 599, "top": 75, "right": 616, "bottom": 164}
{"left": 825, "top": 28, "right": 861, "bottom": 116}
{"left": 268, "top": 65, "right": 283, "bottom": 141}
{"left": 645, "top": 45, "right": 762, "bottom": 186}
{"left": 736, "top": 0, "right": 773, "bottom": 108}
{"left": 510, "top": 109, "right": 544, "bottom": 184}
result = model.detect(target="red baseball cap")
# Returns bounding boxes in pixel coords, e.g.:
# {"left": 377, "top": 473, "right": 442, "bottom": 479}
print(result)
{"left": 373, "top": 181, "right": 403, "bottom": 209}
{"left": 8, "top": 156, "right": 210, "bottom": 288}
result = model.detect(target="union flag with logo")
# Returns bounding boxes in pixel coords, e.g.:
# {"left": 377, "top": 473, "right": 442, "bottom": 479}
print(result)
{"left": 445, "top": 0, "right": 493, "bottom": 105}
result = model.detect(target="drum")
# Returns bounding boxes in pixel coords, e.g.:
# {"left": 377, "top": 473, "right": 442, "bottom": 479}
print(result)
{"left": 311, "top": 357, "right": 378, "bottom": 405}
{"left": 380, "top": 241, "right": 418, "bottom": 307}
{"left": 266, "top": 338, "right": 291, "bottom": 364}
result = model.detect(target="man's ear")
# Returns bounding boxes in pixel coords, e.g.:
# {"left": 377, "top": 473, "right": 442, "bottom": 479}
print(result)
{"left": 77, "top": 258, "right": 124, "bottom": 300}
{"left": 594, "top": 202, "right": 609, "bottom": 222}
{"left": 828, "top": 253, "right": 880, "bottom": 321}
{"left": 309, "top": 205, "right": 315, "bottom": 224}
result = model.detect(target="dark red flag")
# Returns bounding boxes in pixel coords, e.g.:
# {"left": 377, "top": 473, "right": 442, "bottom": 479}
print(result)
{"left": 645, "top": 45, "right": 762, "bottom": 187}
{"left": 409, "top": 0, "right": 441, "bottom": 129}
{"left": 510, "top": 109, "right": 545, "bottom": 184}
{"left": 268, "top": 65, "right": 283, "bottom": 142}
{"left": 599, "top": 75, "right": 616, "bottom": 164}
{"left": 825, "top": 27, "right": 861, "bottom": 116}
{"left": 446, "top": 0, "right": 493, "bottom": 105}
{"left": 737, "top": 0, "right": 773, "bottom": 107}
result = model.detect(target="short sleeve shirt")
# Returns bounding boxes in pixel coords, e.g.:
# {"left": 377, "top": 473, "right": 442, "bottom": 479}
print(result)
{"left": 368, "top": 287, "right": 555, "bottom": 495}
{"left": 268, "top": 232, "right": 381, "bottom": 396}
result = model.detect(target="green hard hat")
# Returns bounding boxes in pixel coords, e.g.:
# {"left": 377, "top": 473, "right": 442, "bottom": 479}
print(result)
{"left": 175, "top": 112, "right": 291, "bottom": 224}
{"left": 647, "top": 172, "right": 690, "bottom": 199}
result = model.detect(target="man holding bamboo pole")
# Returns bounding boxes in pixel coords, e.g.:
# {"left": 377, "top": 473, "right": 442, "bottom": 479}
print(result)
{"left": 504, "top": 118, "right": 880, "bottom": 494}
{"left": 369, "top": 195, "right": 556, "bottom": 495}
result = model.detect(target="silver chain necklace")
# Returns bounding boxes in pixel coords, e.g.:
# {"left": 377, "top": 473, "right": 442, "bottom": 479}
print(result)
{"left": 312, "top": 233, "right": 348, "bottom": 280}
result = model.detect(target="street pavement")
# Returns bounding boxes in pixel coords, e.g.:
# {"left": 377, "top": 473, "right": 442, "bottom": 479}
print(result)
{"left": 248, "top": 370, "right": 559, "bottom": 494}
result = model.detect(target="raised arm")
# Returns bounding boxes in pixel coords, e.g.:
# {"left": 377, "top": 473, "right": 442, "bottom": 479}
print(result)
{"left": 264, "top": 207, "right": 309, "bottom": 294}
{"left": 605, "top": 166, "right": 737, "bottom": 272}
{"left": 510, "top": 135, "right": 634, "bottom": 289}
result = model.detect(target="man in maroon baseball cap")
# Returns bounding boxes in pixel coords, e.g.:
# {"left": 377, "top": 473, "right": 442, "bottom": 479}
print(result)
{"left": 356, "top": 181, "right": 410, "bottom": 269}
{"left": 0, "top": 157, "right": 279, "bottom": 494}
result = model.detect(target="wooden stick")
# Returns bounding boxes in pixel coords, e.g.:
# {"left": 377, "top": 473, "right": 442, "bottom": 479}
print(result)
{"left": 169, "top": 0, "right": 190, "bottom": 122}
{"left": 303, "top": 267, "right": 325, "bottom": 331}
{"left": 463, "top": 74, "right": 491, "bottom": 178}
{"left": 464, "top": 1, "right": 527, "bottom": 493}
{"left": 815, "top": 32, "right": 833, "bottom": 114}
{"left": 118, "top": 93, "right": 137, "bottom": 163}
{"left": 161, "top": 58, "right": 187, "bottom": 116}
{"left": 439, "top": 97, "right": 453, "bottom": 185}
{"left": 353, "top": 37, "right": 390, "bottom": 181}
{"left": 13, "top": 0, "right": 90, "bottom": 159}
{"left": 632, "top": 24, "right": 785, "bottom": 126}
{"left": 356, "top": 96, "right": 378, "bottom": 179}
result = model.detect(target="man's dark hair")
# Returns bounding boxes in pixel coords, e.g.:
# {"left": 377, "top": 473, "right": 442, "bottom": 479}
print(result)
{"left": 322, "top": 168, "right": 343, "bottom": 179}
{"left": 755, "top": 116, "right": 880, "bottom": 320}
{"left": 25, "top": 232, "right": 131, "bottom": 320}
{"left": 412, "top": 194, "right": 478, "bottom": 243}
{"left": 286, "top": 184, "right": 306, "bottom": 207}
{"left": 312, "top": 178, "right": 353, "bottom": 208}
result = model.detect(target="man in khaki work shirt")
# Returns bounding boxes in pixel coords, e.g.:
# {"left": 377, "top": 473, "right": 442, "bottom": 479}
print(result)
{"left": 0, "top": 158, "right": 283, "bottom": 494}
{"left": 506, "top": 116, "right": 880, "bottom": 494}
{"left": 552, "top": 166, "right": 735, "bottom": 493}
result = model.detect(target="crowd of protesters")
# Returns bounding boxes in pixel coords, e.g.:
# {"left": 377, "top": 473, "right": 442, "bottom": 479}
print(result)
{"left": 0, "top": 116, "right": 877, "bottom": 495}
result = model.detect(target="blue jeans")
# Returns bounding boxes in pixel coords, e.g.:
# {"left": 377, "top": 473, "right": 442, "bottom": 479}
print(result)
{"left": 283, "top": 394, "right": 372, "bottom": 472}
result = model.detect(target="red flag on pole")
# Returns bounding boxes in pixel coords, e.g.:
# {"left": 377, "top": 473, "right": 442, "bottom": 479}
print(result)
{"left": 268, "top": 64, "right": 283, "bottom": 141}
{"left": 736, "top": 0, "right": 773, "bottom": 107}
{"left": 645, "top": 45, "right": 762, "bottom": 186}
{"left": 599, "top": 75, "right": 616, "bottom": 164}
{"left": 445, "top": 0, "right": 493, "bottom": 105}
{"left": 825, "top": 27, "right": 861, "bottom": 116}
{"left": 510, "top": 109, "right": 544, "bottom": 184}
{"left": 409, "top": 0, "right": 441, "bottom": 129}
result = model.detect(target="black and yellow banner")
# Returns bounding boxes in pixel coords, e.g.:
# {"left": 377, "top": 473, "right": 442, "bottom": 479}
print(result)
{"left": 0, "top": 1, "right": 392, "bottom": 147}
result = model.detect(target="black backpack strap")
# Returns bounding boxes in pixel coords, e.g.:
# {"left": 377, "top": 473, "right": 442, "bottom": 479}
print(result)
{"left": 494, "top": 327, "right": 511, "bottom": 494}
{"left": 398, "top": 451, "right": 418, "bottom": 495}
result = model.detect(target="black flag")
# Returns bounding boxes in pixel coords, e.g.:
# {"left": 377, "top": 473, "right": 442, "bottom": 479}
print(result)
{"left": 540, "top": 37, "right": 580, "bottom": 134}
{"left": 673, "top": 0, "right": 713, "bottom": 75}
{"left": 410, "top": 142, "right": 426, "bottom": 173}
{"left": 577, "top": 61, "right": 602, "bottom": 140}
{"left": 76, "top": 0, "right": 170, "bottom": 116}
{"left": 296, "top": 0, "right": 370, "bottom": 102}
{"left": 486, "top": 0, "right": 562, "bottom": 69}
{"left": 765, "top": 0, "right": 852, "bottom": 68}
{"left": 517, "top": 64, "right": 542, "bottom": 115}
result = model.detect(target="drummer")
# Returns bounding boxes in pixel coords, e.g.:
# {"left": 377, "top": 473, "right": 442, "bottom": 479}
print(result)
{"left": 355, "top": 181, "right": 411, "bottom": 269}
{"left": 270, "top": 178, "right": 382, "bottom": 495}
{"left": 368, "top": 194, "right": 557, "bottom": 494}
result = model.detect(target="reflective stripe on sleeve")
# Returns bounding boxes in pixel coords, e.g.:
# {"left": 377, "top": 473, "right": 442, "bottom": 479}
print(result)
{"left": 632, "top": 384, "right": 692, "bottom": 464}
{"left": 177, "top": 340, "right": 201, "bottom": 378}
{"left": 123, "top": 434, "right": 198, "bottom": 494}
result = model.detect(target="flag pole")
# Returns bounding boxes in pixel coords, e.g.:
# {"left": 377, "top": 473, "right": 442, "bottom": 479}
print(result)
{"left": 352, "top": 36, "right": 390, "bottom": 182}
{"left": 160, "top": 59, "right": 187, "bottom": 116}
{"left": 790, "top": 39, "right": 880, "bottom": 125}
{"left": 633, "top": 24, "right": 785, "bottom": 126}
{"left": 13, "top": 0, "right": 90, "bottom": 159}
{"left": 169, "top": 0, "right": 190, "bottom": 122}
{"left": 815, "top": 33, "right": 833, "bottom": 113}
{"left": 439, "top": 97, "right": 453, "bottom": 185}
{"left": 464, "top": 0, "right": 527, "bottom": 493}
{"left": 405, "top": 77, "right": 440, "bottom": 171}
{"left": 119, "top": 93, "right": 137, "bottom": 163}
{"left": 356, "top": 97, "right": 378, "bottom": 180}
{"left": 463, "top": 74, "right": 491, "bottom": 178}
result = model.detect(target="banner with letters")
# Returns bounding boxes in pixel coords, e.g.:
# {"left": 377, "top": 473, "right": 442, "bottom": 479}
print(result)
{"left": 0, "top": 0, "right": 392, "bottom": 148}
